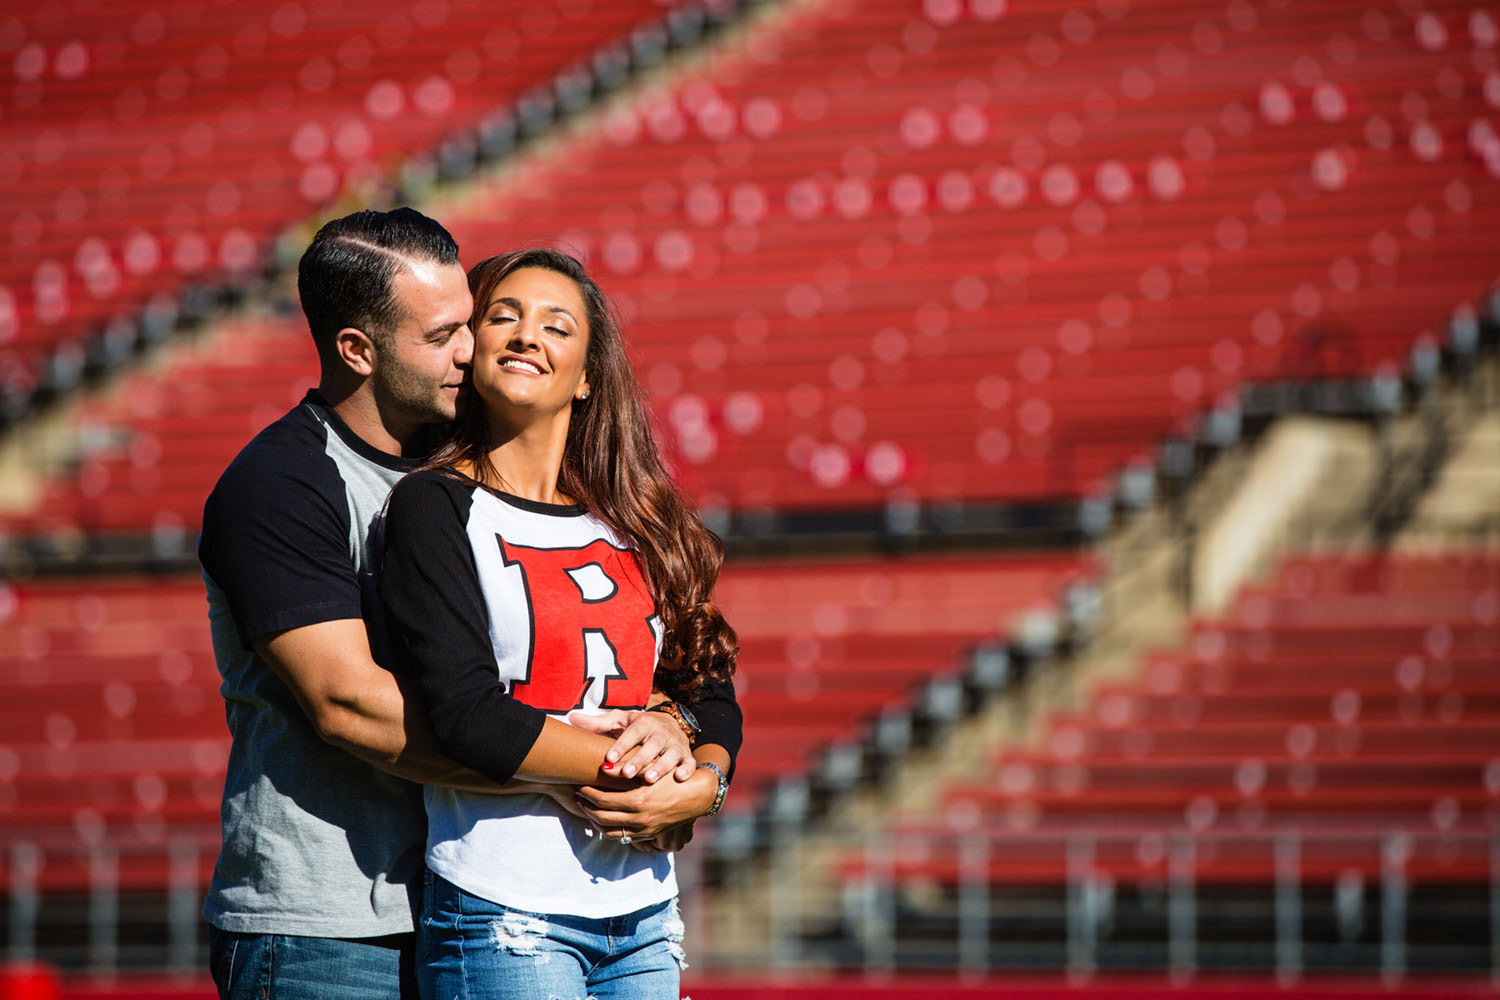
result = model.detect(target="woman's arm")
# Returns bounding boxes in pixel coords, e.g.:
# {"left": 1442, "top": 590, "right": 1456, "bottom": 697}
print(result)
{"left": 675, "top": 674, "right": 742, "bottom": 780}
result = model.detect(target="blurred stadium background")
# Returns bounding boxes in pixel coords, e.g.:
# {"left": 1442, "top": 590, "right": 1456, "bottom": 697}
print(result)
{"left": 1, "top": 0, "right": 1499, "bottom": 996}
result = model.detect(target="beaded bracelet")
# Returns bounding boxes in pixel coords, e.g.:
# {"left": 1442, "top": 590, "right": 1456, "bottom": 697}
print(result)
{"left": 648, "top": 700, "right": 700, "bottom": 747}
{"left": 696, "top": 761, "right": 729, "bottom": 817}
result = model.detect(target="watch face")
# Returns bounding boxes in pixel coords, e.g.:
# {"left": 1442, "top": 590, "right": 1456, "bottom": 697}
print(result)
{"left": 675, "top": 702, "right": 700, "bottom": 732}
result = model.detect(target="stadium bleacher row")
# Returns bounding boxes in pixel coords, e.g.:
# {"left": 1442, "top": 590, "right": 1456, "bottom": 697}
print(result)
{"left": 831, "top": 553, "right": 1500, "bottom": 968}
{"left": 4, "top": 0, "right": 1499, "bottom": 537}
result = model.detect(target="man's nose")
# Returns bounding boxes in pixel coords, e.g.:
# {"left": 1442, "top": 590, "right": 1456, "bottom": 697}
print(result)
{"left": 453, "top": 324, "right": 475, "bottom": 368}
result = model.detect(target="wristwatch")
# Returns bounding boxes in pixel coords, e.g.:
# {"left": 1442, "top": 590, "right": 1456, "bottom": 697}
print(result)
{"left": 648, "top": 700, "right": 701, "bottom": 746}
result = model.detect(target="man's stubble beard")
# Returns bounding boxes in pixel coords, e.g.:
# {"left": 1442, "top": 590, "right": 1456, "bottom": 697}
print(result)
{"left": 371, "top": 351, "right": 455, "bottom": 428}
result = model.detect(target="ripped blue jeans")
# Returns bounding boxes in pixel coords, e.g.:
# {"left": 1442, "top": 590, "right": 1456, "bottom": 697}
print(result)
{"left": 418, "top": 870, "right": 684, "bottom": 1000}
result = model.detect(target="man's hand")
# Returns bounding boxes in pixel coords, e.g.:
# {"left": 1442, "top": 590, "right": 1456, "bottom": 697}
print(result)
{"left": 509, "top": 780, "right": 588, "bottom": 819}
{"left": 630, "top": 822, "right": 696, "bottom": 854}
{"left": 567, "top": 708, "right": 694, "bottom": 783}
{"left": 572, "top": 762, "right": 717, "bottom": 841}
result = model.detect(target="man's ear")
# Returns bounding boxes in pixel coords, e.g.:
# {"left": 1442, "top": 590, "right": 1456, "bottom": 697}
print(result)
{"left": 335, "top": 327, "right": 377, "bottom": 377}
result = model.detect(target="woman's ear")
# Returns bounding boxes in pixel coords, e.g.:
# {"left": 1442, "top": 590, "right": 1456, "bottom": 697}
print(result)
{"left": 335, "top": 327, "right": 377, "bottom": 377}
{"left": 575, "top": 375, "right": 592, "bottom": 402}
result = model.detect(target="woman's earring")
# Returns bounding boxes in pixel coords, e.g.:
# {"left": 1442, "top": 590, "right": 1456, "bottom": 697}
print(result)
{"left": 578, "top": 390, "right": 590, "bottom": 401}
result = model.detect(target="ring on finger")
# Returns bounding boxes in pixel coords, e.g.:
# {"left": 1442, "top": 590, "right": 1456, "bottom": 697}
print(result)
{"left": 619, "top": 834, "right": 632, "bottom": 845}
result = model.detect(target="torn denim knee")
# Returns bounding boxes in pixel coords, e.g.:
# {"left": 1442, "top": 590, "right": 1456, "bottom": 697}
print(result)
{"left": 664, "top": 898, "right": 688, "bottom": 970}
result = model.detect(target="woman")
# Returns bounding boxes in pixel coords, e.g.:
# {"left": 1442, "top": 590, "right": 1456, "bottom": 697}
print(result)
{"left": 379, "top": 248, "right": 738, "bottom": 999}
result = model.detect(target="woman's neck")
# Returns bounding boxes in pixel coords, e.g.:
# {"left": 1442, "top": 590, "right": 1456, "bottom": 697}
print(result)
{"left": 480, "top": 413, "right": 574, "bottom": 505}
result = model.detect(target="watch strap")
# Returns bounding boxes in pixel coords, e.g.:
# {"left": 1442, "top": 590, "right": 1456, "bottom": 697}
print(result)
{"left": 696, "top": 760, "right": 728, "bottom": 817}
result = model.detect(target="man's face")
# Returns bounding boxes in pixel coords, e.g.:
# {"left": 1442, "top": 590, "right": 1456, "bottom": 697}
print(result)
{"left": 370, "top": 259, "right": 474, "bottom": 428}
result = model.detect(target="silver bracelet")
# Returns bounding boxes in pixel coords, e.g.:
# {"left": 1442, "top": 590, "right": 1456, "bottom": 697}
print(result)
{"left": 696, "top": 761, "right": 728, "bottom": 817}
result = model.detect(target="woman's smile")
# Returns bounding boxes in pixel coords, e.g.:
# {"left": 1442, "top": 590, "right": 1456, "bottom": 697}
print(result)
{"left": 499, "top": 355, "right": 546, "bottom": 376}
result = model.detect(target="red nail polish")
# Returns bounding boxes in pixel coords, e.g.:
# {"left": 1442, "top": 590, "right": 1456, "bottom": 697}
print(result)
{"left": 602, "top": 761, "right": 615, "bottom": 770}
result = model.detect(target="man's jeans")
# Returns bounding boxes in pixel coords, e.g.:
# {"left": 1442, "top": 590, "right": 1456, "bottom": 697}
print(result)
{"left": 419, "top": 870, "right": 684, "bottom": 1000}
{"left": 209, "top": 926, "right": 416, "bottom": 999}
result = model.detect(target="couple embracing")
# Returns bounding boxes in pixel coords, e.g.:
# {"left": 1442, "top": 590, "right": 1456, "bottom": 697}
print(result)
{"left": 199, "top": 208, "right": 741, "bottom": 999}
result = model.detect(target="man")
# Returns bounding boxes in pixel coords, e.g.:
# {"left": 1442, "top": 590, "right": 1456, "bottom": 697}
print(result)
{"left": 198, "top": 208, "right": 740, "bottom": 998}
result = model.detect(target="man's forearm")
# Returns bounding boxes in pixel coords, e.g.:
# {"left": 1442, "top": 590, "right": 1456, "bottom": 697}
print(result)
{"left": 317, "top": 670, "right": 528, "bottom": 794}
{"left": 256, "top": 624, "right": 524, "bottom": 795}
{"left": 328, "top": 676, "right": 625, "bottom": 796}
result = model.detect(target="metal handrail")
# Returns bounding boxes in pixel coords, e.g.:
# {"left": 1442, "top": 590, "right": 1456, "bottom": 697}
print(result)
{"left": 753, "top": 824, "right": 1500, "bottom": 980}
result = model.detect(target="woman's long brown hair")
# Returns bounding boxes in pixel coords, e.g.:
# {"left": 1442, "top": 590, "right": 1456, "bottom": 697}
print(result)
{"left": 421, "top": 248, "right": 737, "bottom": 696}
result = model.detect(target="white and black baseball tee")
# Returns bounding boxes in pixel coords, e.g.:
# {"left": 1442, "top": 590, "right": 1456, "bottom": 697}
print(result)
{"left": 380, "top": 469, "right": 737, "bottom": 917}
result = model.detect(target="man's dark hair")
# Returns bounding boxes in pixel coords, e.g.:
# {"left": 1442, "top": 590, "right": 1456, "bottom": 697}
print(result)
{"left": 297, "top": 207, "right": 460, "bottom": 363}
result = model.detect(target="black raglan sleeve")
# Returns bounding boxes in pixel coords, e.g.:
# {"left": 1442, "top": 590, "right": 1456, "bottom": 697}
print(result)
{"left": 679, "top": 674, "right": 742, "bottom": 780}
{"left": 198, "top": 429, "right": 364, "bottom": 647}
{"left": 378, "top": 470, "right": 548, "bottom": 785}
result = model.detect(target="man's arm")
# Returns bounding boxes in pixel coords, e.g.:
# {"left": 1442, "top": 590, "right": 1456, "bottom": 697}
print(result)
{"left": 256, "top": 619, "right": 691, "bottom": 792}
{"left": 254, "top": 619, "right": 503, "bottom": 793}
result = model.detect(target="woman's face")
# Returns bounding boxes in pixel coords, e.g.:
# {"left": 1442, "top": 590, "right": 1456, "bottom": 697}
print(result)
{"left": 471, "top": 266, "right": 592, "bottom": 426}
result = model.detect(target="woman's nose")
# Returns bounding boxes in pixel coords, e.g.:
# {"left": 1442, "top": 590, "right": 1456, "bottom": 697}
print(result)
{"left": 507, "top": 318, "right": 540, "bottom": 350}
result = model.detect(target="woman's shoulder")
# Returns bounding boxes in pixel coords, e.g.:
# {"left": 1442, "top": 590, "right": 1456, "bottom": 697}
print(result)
{"left": 388, "top": 466, "right": 478, "bottom": 512}
{"left": 397, "top": 464, "right": 474, "bottom": 488}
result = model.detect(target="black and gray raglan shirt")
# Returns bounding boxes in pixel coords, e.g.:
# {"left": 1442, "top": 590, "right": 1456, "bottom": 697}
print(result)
{"left": 198, "top": 390, "right": 425, "bottom": 936}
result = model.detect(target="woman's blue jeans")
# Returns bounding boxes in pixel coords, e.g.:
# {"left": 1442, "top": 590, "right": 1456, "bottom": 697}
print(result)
{"left": 419, "top": 869, "right": 685, "bottom": 1000}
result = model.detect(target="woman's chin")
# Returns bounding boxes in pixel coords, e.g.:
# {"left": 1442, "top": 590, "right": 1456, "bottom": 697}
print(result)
{"left": 477, "top": 391, "right": 574, "bottom": 427}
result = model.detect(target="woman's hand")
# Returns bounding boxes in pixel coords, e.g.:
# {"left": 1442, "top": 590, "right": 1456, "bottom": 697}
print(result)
{"left": 567, "top": 708, "right": 695, "bottom": 783}
{"left": 572, "top": 764, "right": 718, "bottom": 841}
